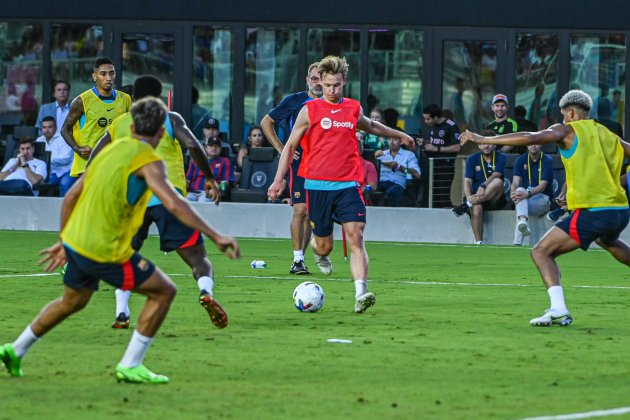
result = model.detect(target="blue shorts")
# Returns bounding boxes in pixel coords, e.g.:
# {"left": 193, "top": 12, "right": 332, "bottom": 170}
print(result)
{"left": 132, "top": 204, "right": 204, "bottom": 252}
{"left": 289, "top": 150, "right": 306, "bottom": 205}
{"left": 557, "top": 208, "right": 630, "bottom": 250}
{"left": 63, "top": 246, "right": 155, "bottom": 291}
{"left": 306, "top": 186, "right": 366, "bottom": 237}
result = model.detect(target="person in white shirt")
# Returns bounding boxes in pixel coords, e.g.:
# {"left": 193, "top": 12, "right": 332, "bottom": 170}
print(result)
{"left": 35, "top": 80, "right": 71, "bottom": 135}
{"left": 0, "top": 138, "right": 47, "bottom": 196}
{"left": 376, "top": 138, "right": 421, "bottom": 206}
{"left": 36, "top": 116, "right": 75, "bottom": 196}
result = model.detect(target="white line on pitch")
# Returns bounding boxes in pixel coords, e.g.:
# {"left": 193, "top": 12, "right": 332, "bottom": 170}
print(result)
{"left": 519, "top": 406, "right": 630, "bottom": 420}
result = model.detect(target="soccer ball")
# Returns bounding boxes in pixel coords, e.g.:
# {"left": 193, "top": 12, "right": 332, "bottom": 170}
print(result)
{"left": 293, "top": 282, "right": 325, "bottom": 313}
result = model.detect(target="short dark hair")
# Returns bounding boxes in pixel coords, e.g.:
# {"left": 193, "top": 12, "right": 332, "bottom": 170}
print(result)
{"left": 514, "top": 105, "right": 527, "bottom": 119}
{"left": 42, "top": 116, "right": 56, "bottom": 125}
{"left": 19, "top": 138, "right": 35, "bottom": 147}
{"left": 133, "top": 75, "right": 162, "bottom": 100}
{"left": 119, "top": 84, "right": 134, "bottom": 97}
{"left": 94, "top": 57, "right": 114, "bottom": 70}
{"left": 53, "top": 80, "right": 70, "bottom": 92}
{"left": 423, "top": 104, "right": 442, "bottom": 119}
{"left": 192, "top": 86, "right": 199, "bottom": 103}
{"left": 131, "top": 97, "right": 168, "bottom": 137}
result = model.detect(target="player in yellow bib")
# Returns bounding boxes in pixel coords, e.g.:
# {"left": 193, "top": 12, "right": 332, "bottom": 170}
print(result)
{"left": 0, "top": 97, "right": 239, "bottom": 383}
{"left": 460, "top": 90, "right": 630, "bottom": 327}
{"left": 90, "top": 75, "right": 225, "bottom": 330}
{"left": 61, "top": 57, "right": 131, "bottom": 178}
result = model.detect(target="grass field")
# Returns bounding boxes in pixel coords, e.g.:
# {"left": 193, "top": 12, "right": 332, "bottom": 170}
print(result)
{"left": 1, "top": 230, "right": 629, "bottom": 420}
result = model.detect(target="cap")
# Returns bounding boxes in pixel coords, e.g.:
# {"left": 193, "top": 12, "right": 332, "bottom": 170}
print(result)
{"left": 204, "top": 118, "right": 220, "bottom": 129}
{"left": 205, "top": 136, "right": 221, "bottom": 146}
{"left": 492, "top": 94, "right": 508, "bottom": 105}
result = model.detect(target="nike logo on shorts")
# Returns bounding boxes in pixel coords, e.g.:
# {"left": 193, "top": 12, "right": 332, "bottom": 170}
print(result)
{"left": 357, "top": 213, "right": 365, "bottom": 216}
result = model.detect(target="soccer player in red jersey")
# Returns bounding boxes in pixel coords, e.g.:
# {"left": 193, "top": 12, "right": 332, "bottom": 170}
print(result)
{"left": 268, "top": 55, "right": 414, "bottom": 313}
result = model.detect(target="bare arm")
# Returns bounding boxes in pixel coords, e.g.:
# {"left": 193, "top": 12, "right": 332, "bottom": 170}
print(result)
{"left": 23, "top": 165, "right": 43, "bottom": 186}
{"left": 237, "top": 148, "right": 248, "bottom": 169}
{"left": 357, "top": 112, "right": 415, "bottom": 150}
{"left": 139, "top": 160, "right": 238, "bottom": 258}
{"left": 261, "top": 114, "right": 284, "bottom": 154}
{"left": 0, "top": 159, "right": 20, "bottom": 181}
{"left": 170, "top": 112, "right": 220, "bottom": 204}
{"left": 618, "top": 138, "right": 630, "bottom": 159}
{"left": 267, "top": 106, "right": 310, "bottom": 200}
{"left": 460, "top": 124, "right": 573, "bottom": 149}
{"left": 61, "top": 96, "right": 92, "bottom": 159}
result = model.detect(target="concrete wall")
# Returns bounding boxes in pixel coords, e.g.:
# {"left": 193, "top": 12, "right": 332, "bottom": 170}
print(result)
{"left": 4, "top": 196, "right": 627, "bottom": 246}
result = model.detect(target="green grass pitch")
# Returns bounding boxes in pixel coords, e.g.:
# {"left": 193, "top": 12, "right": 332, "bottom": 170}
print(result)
{"left": 0, "top": 230, "right": 629, "bottom": 419}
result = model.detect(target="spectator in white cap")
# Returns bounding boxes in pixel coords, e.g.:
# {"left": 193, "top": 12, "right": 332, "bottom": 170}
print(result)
{"left": 486, "top": 94, "right": 520, "bottom": 153}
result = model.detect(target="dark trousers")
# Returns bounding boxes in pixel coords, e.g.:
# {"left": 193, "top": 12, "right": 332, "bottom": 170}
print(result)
{"left": 378, "top": 180, "right": 405, "bottom": 207}
{"left": 0, "top": 179, "right": 34, "bottom": 196}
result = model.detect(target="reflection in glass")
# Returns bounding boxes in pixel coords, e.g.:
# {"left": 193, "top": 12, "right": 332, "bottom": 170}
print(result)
{"left": 570, "top": 34, "right": 625, "bottom": 125}
{"left": 0, "top": 22, "right": 43, "bottom": 127}
{"left": 442, "top": 40, "right": 497, "bottom": 132}
{"left": 244, "top": 27, "right": 299, "bottom": 140}
{"left": 122, "top": 33, "right": 174, "bottom": 97}
{"left": 307, "top": 28, "right": 361, "bottom": 101}
{"left": 51, "top": 24, "right": 103, "bottom": 99}
{"left": 192, "top": 26, "right": 232, "bottom": 140}
{"left": 368, "top": 29, "right": 423, "bottom": 134}
{"left": 515, "top": 33, "right": 558, "bottom": 129}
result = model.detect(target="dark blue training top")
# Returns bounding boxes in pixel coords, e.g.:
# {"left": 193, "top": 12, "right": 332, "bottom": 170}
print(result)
{"left": 268, "top": 91, "right": 311, "bottom": 144}
{"left": 465, "top": 150, "right": 507, "bottom": 192}
{"left": 513, "top": 152, "right": 554, "bottom": 197}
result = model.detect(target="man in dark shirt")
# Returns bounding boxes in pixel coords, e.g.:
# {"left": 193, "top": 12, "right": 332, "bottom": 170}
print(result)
{"left": 486, "top": 94, "right": 520, "bottom": 153}
{"left": 422, "top": 104, "right": 461, "bottom": 207}
{"left": 597, "top": 97, "right": 623, "bottom": 138}
{"left": 260, "top": 62, "right": 322, "bottom": 275}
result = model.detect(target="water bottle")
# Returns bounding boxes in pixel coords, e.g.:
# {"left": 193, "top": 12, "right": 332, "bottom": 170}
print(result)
{"left": 251, "top": 260, "right": 266, "bottom": 268}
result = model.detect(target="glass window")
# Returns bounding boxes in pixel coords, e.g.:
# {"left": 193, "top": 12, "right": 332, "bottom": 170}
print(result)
{"left": 571, "top": 34, "right": 625, "bottom": 125}
{"left": 50, "top": 24, "right": 103, "bottom": 101}
{"left": 192, "top": 26, "right": 232, "bottom": 141}
{"left": 442, "top": 40, "right": 497, "bottom": 132}
{"left": 0, "top": 22, "right": 43, "bottom": 128}
{"left": 307, "top": 28, "right": 361, "bottom": 102}
{"left": 244, "top": 27, "right": 299, "bottom": 140}
{"left": 122, "top": 33, "right": 175, "bottom": 99}
{"left": 368, "top": 29, "right": 423, "bottom": 134}
{"left": 515, "top": 33, "right": 559, "bottom": 129}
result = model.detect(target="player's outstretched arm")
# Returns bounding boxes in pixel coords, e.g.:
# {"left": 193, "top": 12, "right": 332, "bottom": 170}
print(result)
{"left": 140, "top": 160, "right": 239, "bottom": 259}
{"left": 170, "top": 112, "right": 220, "bottom": 205}
{"left": 357, "top": 112, "right": 415, "bottom": 150}
{"left": 268, "top": 106, "right": 309, "bottom": 200}
{"left": 460, "top": 124, "right": 570, "bottom": 147}
{"left": 61, "top": 96, "right": 91, "bottom": 159}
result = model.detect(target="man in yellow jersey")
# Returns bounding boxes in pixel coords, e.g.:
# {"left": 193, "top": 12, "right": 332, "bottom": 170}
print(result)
{"left": 90, "top": 75, "right": 225, "bottom": 330}
{"left": 0, "top": 97, "right": 239, "bottom": 383}
{"left": 460, "top": 90, "right": 630, "bottom": 327}
{"left": 61, "top": 57, "right": 131, "bottom": 178}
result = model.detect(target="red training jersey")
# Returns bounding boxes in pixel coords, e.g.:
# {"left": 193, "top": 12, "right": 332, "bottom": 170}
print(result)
{"left": 298, "top": 98, "right": 363, "bottom": 182}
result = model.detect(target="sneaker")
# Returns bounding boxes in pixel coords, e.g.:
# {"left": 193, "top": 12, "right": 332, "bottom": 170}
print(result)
{"left": 475, "top": 240, "right": 485, "bottom": 245}
{"left": 314, "top": 254, "right": 333, "bottom": 276}
{"left": 199, "top": 291, "right": 228, "bottom": 329}
{"left": 111, "top": 312, "right": 130, "bottom": 329}
{"left": 290, "top": 260, "right": 311, "bottom": 275}
{"left": 517, "top": 220, "right": 531, "bottom": 236}
{"left": 452, "top": 203, "right": 470, "bottom": 217}
{"left": 354, "top": 292, "right": 376, "bottom": 314}
{"left": 529, "top": 308, "right": 573, "bottom": 326}
{"left": 0, "top": 343, "right": 23, "bottom": 377}
{"left": 115, "top": 364, "right": 169, "bottom": 384}
{"left": 546, "top": 208, "right": 566, "bottom": 222}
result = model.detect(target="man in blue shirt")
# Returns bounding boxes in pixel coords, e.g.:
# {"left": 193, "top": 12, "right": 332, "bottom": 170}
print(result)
{"left": 510, "top": 144, "right": 553, "bottom": 245}
{"left": 453, "top": 138, "right": 507, "bottom": 244}
{"left": 376, "top": 138, "right": 421, "bottom": 206}
{"left": 260, "top": 62, "right": 322, "bottom": 275}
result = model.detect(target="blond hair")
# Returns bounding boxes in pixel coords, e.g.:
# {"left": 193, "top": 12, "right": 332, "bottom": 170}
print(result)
{"left": 318, "top": 55, "right": 349, "bottom": 80}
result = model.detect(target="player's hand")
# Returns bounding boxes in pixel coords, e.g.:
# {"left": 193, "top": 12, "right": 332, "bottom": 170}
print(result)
{"left": 215, "top": 236, "right": 240, "bottom": 259}
{"left": 293, "top": 149, "right": 301, "bottom": 161}
{"left": 423, "top": 144, "right": 438, "bottom": 152}
{"left": 205, "top": 179, "right": 221, "bottom": 206}
{"left": 38, "top": 241, "right": 67, "bottom": 272}
{"left": 77, "top": 146, "right": 92, "bottom": 160}
{"left": 267, "top": 179, "right": 283, "bottom": 201}
{"left": 556, "top": 195, "right": 567, "bottom": 207}
{"left": 399, "top": 133, "right": 416, "bottom": 150}
{"left": 460, "top": 130, "right": 482, "bottom": 145}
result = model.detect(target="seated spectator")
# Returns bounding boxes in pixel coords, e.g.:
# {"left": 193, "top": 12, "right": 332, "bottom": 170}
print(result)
{"left": 186, "top": 136, "right": 235, "bottom": 202}
{"left": 237, "top": 125, "right": 265, "bottom": 170}
{"left": 36, "top": 116, "right": 75, "bottom": 196}
{"left": 597, "top": 98, "right": 623, "bottom": 137}
{"left": 0, "top": 138, "right": 47, "bottom": 196}
{"left": 452, "top": 133, "right": 507, "bottom": 244}
{"left": 363, "top": 108, "right": 388, "bottom": 150}
{"left": 375, "top": 138, "right": 421, "bottom": 206}
{"left": 510, "top": 144, "right": 553, "bottom": 245}
{"left": 358, "top": 137, "right": 377, "bottom": 194}
{"left": 203, "top": 117, "right": 234, "bottom": 157}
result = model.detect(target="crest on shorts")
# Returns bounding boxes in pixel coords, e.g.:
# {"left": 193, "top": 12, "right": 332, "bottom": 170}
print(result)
{"left": 294, "top": 191, "right": 301, "bottom": 199}
{"left": 310, "top": 221, "right": 315, "bottom": 229}
{"left": 137, "top": 258, "right": 149, "bottom": 272}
